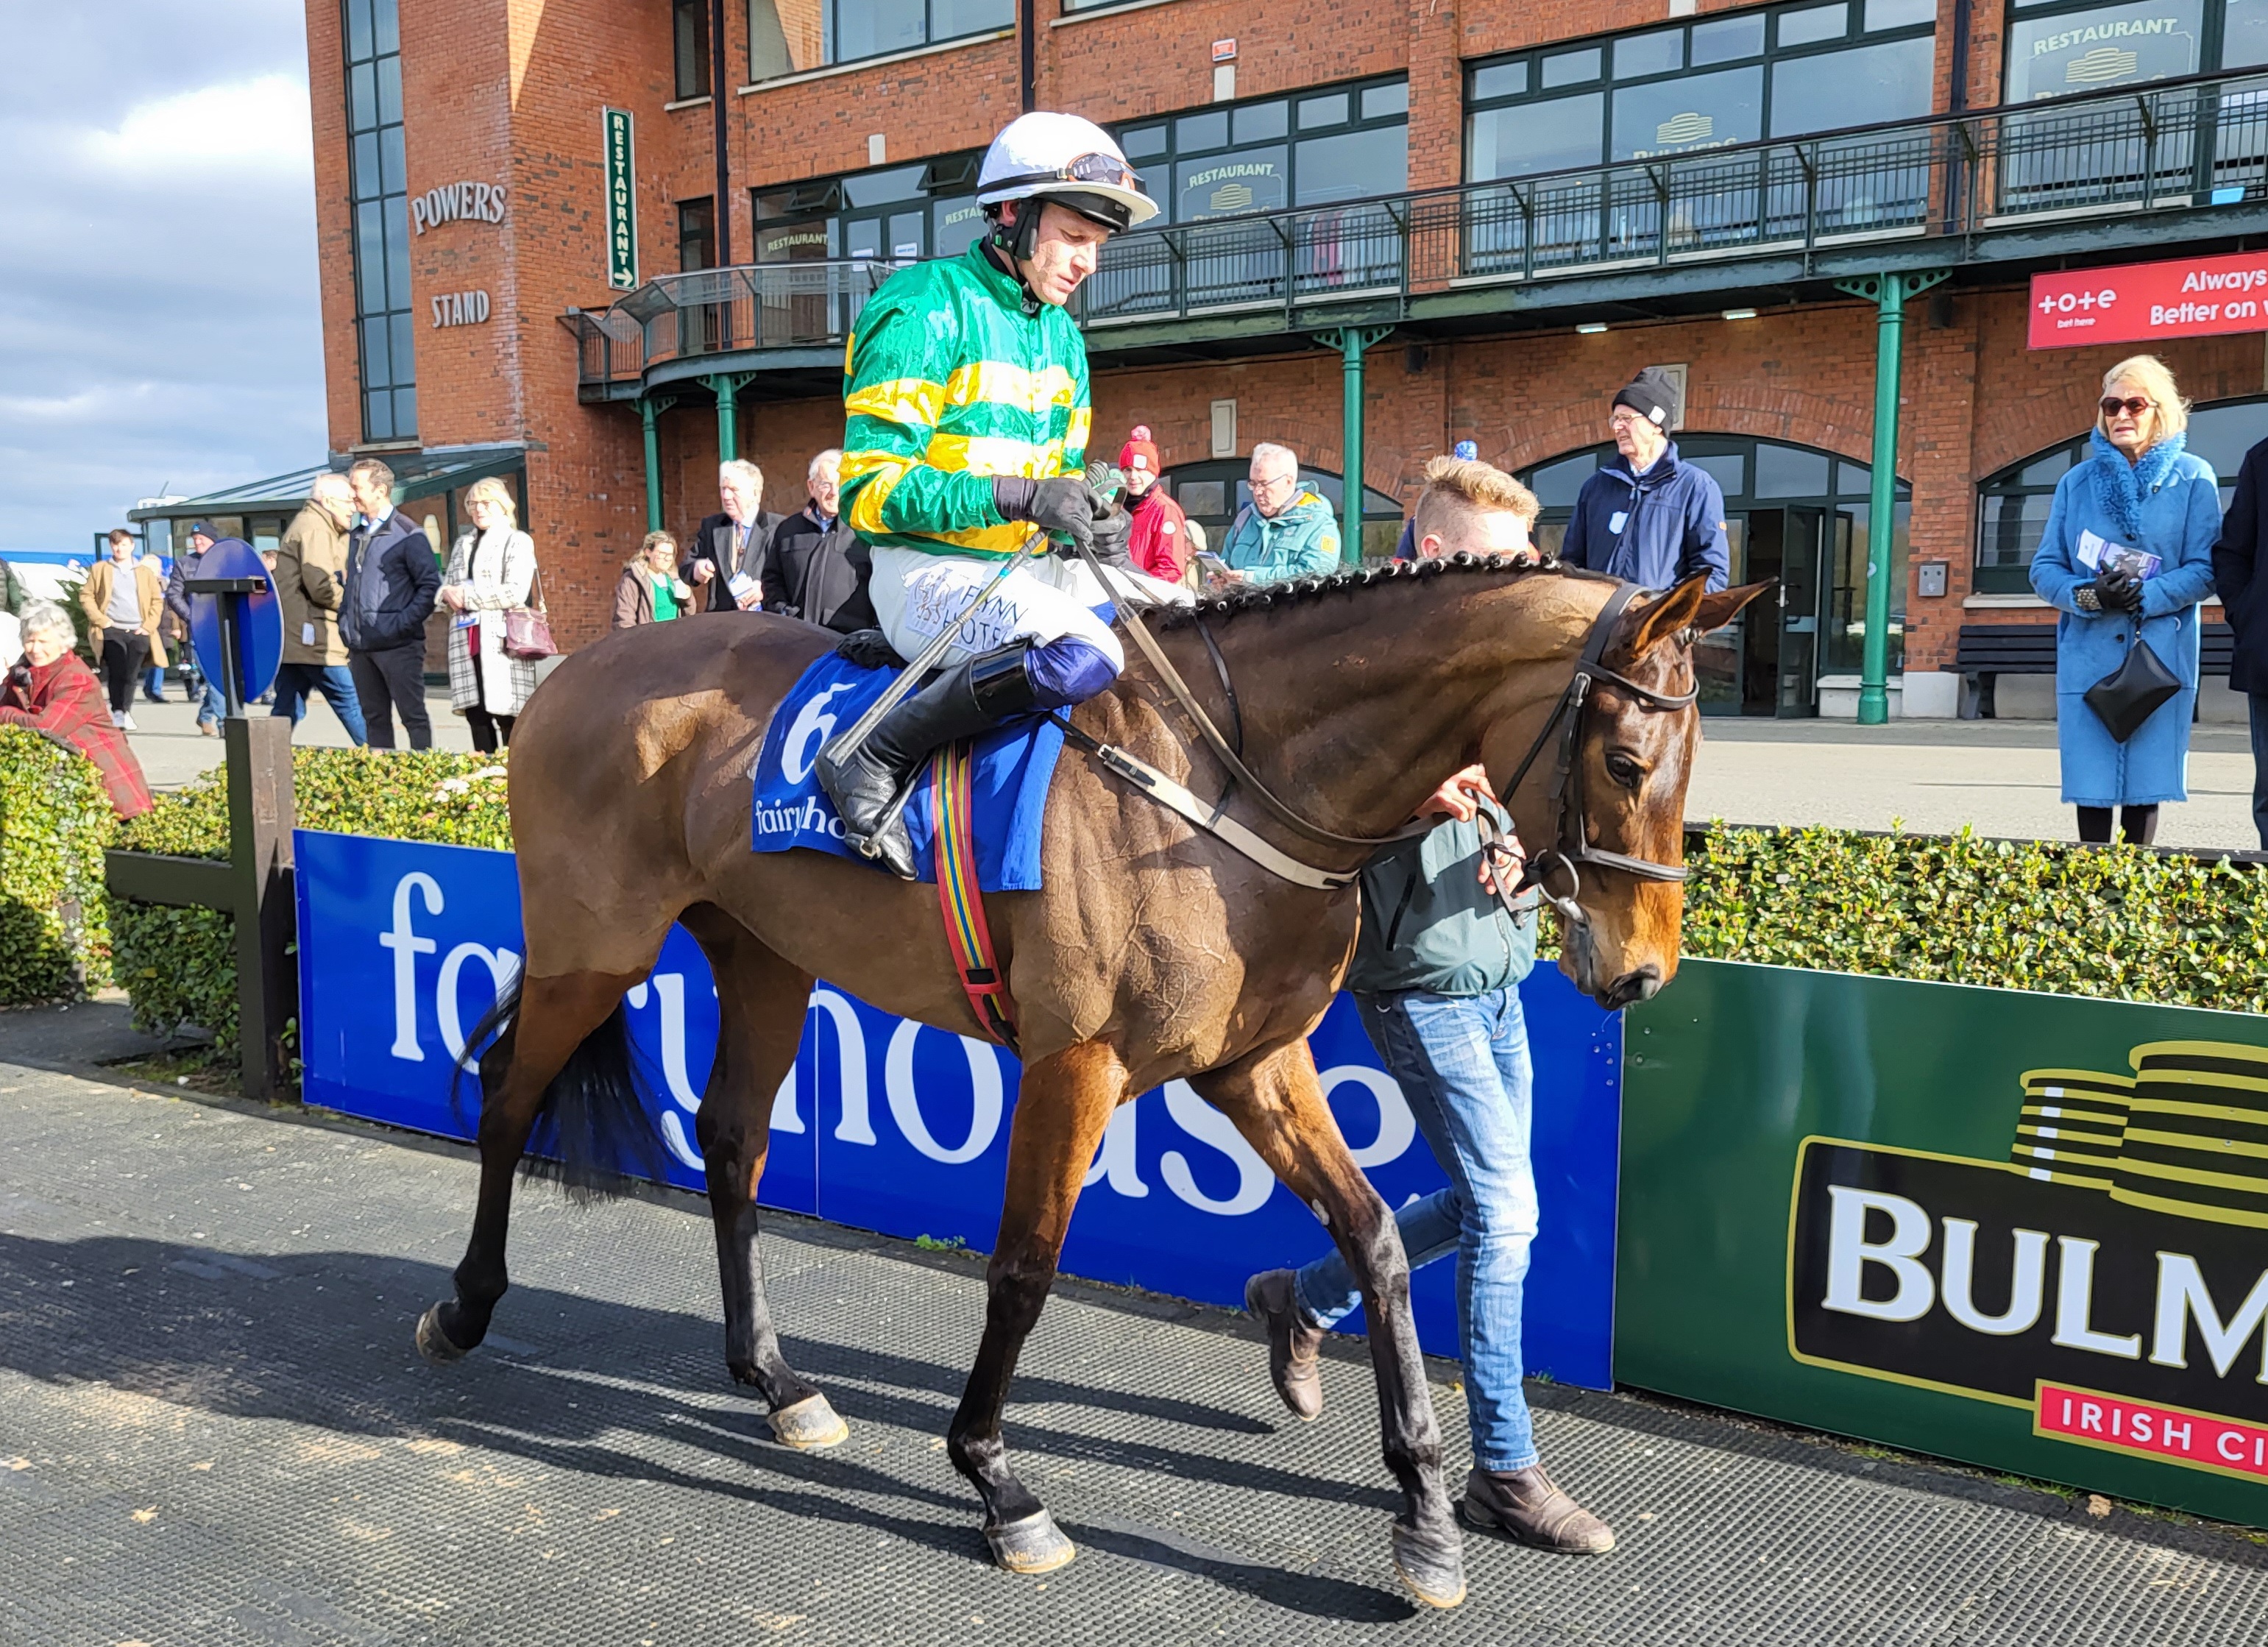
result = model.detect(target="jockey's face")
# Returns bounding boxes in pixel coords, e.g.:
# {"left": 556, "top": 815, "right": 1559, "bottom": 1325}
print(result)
{"left": 1013, "top": 200, "right": 1110, "bottom": 307}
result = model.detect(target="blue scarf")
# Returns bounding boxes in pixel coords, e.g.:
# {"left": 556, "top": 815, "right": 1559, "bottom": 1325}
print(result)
{"left": 2088, "top": 428, "right": 2186, "bottom": 544}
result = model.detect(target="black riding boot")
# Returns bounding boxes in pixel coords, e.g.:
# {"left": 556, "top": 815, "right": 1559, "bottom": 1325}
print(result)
{"left": 815, "top": 641, "right": 1043, "bottom": 880}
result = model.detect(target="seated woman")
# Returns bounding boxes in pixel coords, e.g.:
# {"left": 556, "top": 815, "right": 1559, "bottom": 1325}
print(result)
{"left": 1, "top": 601, "right": 154, "bottom": 818}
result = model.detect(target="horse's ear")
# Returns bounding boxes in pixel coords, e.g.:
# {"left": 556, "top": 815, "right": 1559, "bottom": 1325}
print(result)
{"left": 1622, "top": 574, "right": 1712, "bottom": 659}
{"left": 1693, "top": 580, "right": 1775, "bottom": 637}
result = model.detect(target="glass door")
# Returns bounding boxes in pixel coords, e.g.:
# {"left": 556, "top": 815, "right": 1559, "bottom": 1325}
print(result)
{"left": 1776, "top": 504, "right": 1825, "bottom": 718}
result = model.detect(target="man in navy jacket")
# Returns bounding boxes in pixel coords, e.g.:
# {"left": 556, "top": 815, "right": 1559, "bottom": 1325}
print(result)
{"left": 1561, "top": 367, "right": 1730, "bottom": 593}
{"left": 339, "top": 458, "right": 441, "bottom": 749}
{"left": 2214, "top": 433, "right": 2268, "bottom": 846}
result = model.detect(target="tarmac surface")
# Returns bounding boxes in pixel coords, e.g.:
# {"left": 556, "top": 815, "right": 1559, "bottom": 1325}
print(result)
{"left": 4, "top": 1003, "right": 2266, "bottom": 1646}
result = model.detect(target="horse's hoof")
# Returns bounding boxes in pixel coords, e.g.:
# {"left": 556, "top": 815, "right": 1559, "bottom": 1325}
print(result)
{"left": 415, "top": 1304, "right": 469, "bottom": 1365}
{"left": 768, "top": 1392, "right": 848, "bottom": 1451}
{"left": 1390, "top": 1523, "right": 1467, "bottom": 1609}
{"left": 985, "top": 1509, "right": 1077, "bottom": 1575}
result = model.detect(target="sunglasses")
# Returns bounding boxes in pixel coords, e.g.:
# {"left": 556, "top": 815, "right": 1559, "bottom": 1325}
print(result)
{"left": 992, "top": 153, "right": 1146, "bottom": 194}
{"left": 2099, "top": 396, "right": 2155, "bottom": 418}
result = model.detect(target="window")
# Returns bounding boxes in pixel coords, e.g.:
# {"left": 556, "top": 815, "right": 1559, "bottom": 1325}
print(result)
{"left": 1974, "top": 395, "right": 2265, "bottom": 592}
{"left": 1111, "top": 75, "right": 1410, "bottom": 224}
{"left": 344, "top": 0, "right": 414, "bottom": 443}
{"left": 823, "top": 0, "right": 1011, "bottom": 67}
{"left": 1465, "top": 0, "right": 1935, "bottom": 184}
{"left": 751, "top": 150, "right": 984, "bottom": 266}
{"left": 1159, "top": 458, "right": 1404, "bottom": 561}
{"left": 2003, "top": 0, "right": 2208, "bottom": 102}
{"left": 678, "top": 196, "right": 715, "bottom": 270}
{"left": 673, "top": 0, "right": 711, "bottom": 98}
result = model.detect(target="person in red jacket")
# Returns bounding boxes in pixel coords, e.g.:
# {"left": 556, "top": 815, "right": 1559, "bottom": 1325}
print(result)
{"left": 1119, "top": 425, "right": 1190, "bottom": 583}
{"left": 1, "top": 601, "right": 154, "bottom": 818}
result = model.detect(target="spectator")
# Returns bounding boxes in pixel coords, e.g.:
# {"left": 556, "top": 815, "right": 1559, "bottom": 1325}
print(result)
{"left": 684, "top": 458, "right": 781, "bottom": 612}
{"left": 1561, "top": 369, "right": 1730, "bottom": 592}
{"left": 1117, "top": 426, "right": 1190, "bottom": 582}
{"left": 340, "top": 458, "right": 441, "bottom": 751}
{"left": 163, "top": 521, "right": 227, "bottom": 735}
{"left": 271, "top": 474, "right": 367, "bottom": 745}
{"left": 1396, "top": 440, "right": 1481, "bottom": 561}
{"left": 78, "top": 528, "right": 166, "bottom": 730}
{"left": 2033, "top": 354, "right": 2219, "bottom": 846}
{"left": 1217, "top": 443, "right": 1342, "bottom": 585}
{"left": 615, "top": 531, "right": 691, "bottom": 628}
{"left": 439, "top": 477, "right": 539, "bottom": 753}
{"left": 1, "top": 601, "right": 152, "bottom": 818}
{"left": 761, "top": 449, "right": 876, "bottom": 634}
{"left": 2216, "top": 423, "right": 2268, "bottom": 848}
{"left": 1244, "top": 453, "right": 1611, "bottom": 1557}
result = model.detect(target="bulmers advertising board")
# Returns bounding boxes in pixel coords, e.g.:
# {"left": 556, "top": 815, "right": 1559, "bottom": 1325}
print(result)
{"left": 293, "top": 830, "right": 1626, "bottom": 1388}
{"left": 1620, "top": 959, "right": 2268, "bottom": 1526}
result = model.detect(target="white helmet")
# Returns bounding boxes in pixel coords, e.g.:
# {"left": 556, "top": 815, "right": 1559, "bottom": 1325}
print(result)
{"left": 977, "top": 112, "right": 1158, "bottom": 235}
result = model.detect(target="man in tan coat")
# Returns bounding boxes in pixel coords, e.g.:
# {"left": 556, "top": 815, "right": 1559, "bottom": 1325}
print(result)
{"left": 271, "top": 474, "right": 367, "bottom": 744}
{"left": 79, "top": 528, "right": 167, "bottom": 729}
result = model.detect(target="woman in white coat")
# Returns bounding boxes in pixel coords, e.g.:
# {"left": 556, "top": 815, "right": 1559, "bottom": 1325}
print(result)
{"left": 439, "top": 477, "right": 539, "bottom": 751}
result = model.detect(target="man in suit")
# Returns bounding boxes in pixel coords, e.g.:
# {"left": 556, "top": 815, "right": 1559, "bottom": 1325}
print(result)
{"left": 760, "top": 448, "right": 875, "bottom": 634}
{"left": 339, "top": 457, "right": 441, "bottom": 749}
{"left": 682, "top": 458, "right": 782, "bottom": 612}
{"left": 163, "top": 521, "right": 226, "bottom": 733}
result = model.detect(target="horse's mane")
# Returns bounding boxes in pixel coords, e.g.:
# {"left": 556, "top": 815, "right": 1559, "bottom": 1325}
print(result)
{"left": 1147, "top": 553, "right": 1618, "bottom": 631}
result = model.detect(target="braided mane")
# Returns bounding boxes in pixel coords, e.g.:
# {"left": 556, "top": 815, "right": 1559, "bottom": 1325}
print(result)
{"left": 1147, "top": 552, "right": 1613, "bottom": 631}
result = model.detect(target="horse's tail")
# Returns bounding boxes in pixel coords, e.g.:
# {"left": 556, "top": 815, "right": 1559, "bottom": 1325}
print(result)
{"left": 448, "top": 974, "right": 668, "bottom": 1203}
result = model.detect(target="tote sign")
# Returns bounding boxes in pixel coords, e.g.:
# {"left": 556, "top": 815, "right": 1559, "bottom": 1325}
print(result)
{"left": 603, "top": 107, "right": 638, "bottom": 291}
{"left": 2030, "top": 251, "right": 2268, "bottom": 349}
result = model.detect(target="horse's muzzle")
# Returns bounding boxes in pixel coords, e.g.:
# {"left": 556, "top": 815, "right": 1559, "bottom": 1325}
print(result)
{"left": 1596, "top": 965, "right": 1662, "bottom": 1011}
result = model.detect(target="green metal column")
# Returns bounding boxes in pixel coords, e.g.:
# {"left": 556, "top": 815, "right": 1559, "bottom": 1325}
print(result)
{"left": 1313, "top": 326, "right": 1394, "bottom": 566}
{"left": 639, "top": 398, "right": 665, "bottom": 534}
{"left": 709, "top": 372, "right": 740, "bottom": 462}
{"left": 1834, "top": 270, "right": 1948, "bottom": 726}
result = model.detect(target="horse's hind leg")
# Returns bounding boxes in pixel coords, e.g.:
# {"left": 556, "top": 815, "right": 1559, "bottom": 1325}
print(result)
{"left": 1192, "top": 1041, "right": 1465, "bottom": 1609}
{"left": 947, "top": 1040, "right": 1124, "bottom": 1574}
{"left": 679, "top": 904, "right": 844, "bottom": 1451}
{"left": 417, "top": 967, "right": 648, "bottom": 1361}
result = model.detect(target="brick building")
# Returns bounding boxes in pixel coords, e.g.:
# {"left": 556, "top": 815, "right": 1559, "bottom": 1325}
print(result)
{"left": 241, "top": 0, "right": 2268, "bottom": 716}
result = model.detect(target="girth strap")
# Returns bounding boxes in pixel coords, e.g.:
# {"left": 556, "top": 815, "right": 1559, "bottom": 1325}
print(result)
{"left": 929, "top": 740, "right": 1021, "bottom": 1051}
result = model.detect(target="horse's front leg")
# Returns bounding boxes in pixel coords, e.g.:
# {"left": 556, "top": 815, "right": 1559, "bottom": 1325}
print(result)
{"left": 946, "top": 1039, "right": 1123, "bottom": 1574}
{"left": 1193, "top": 1040, "right": 1465, "bottom": 1609}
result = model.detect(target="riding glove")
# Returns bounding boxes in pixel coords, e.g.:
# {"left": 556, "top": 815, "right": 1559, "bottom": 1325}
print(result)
{"left": 1088, "top": 500, "right": 1135, "bottom": 570}
{"left": 993, "top": 475, "right": 1101, "bottom": 553}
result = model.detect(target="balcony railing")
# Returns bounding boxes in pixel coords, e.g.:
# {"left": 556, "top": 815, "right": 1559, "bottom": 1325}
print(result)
{"left": 572, "top": 66, "right": 2268, "bottom": 392}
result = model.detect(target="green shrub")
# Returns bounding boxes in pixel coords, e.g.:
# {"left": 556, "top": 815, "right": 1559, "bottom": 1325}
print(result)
{"left": 1681, "top": 822, "right": 2268, "bottom": 1015}
{"left": 0, "top": 726, "right": 116, "bottom": 1002}
{"left": 109, "top": 748, "right": 514, "bottom": 1052}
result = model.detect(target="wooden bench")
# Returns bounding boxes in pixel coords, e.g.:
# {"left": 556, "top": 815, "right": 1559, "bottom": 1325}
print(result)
{"left": 1954, "top": 620, "right": 2235, "bottom": 718}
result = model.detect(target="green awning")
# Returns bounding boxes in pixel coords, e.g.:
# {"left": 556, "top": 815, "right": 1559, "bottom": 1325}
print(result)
{"left": 127, "top": 445, "right": 531, "bottom": 523}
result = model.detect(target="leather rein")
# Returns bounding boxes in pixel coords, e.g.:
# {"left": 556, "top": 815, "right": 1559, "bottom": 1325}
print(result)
{"left": 1064, "top": 550, "right": 1697, "bottom": 909}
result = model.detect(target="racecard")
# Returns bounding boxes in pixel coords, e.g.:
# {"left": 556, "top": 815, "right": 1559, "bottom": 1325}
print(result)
{"left": 1788, "top": 1042, "right": 2268, "bottom": 1486}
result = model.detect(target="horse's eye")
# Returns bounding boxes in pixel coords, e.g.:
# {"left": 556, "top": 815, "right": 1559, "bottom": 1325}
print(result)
{"left": 1604, "top": 751, "right": 1644, "bottom": 790}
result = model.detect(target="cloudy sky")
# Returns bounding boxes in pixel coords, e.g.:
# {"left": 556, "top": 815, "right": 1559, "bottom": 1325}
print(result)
{"left": 0, "top": 2, "right": 323, "bottom": 551}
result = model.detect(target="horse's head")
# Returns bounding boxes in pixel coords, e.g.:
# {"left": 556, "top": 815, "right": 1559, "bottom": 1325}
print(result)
{"left": 1486, "top": 574, "right": 1769, "bottom": 1011}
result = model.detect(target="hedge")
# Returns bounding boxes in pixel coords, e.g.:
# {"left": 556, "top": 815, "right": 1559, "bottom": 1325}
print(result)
{"left": 0, "top": 726, "right": 117, "bottom": 1003}
{"left": 109, "top": 749, "right": 513, "bottom": 1053}
{"left": 91, "top": 745, "right": 2268, "bottom": 1060}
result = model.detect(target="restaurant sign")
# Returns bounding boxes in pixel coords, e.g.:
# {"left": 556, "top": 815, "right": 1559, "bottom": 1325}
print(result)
{"left": 2030, "top": 250, "right": 2268, "bottom": 349}
{"left": 603, "top": 107, "right": 638, "bottom": 291}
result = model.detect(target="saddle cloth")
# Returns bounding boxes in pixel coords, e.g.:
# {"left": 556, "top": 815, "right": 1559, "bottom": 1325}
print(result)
{"left": 750, "top": 651, "right": 1063, "bottom": 891}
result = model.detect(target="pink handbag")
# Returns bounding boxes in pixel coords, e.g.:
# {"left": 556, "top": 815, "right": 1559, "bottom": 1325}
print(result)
{"left": 503, "top": 567, "right": 556, "bottom": 660}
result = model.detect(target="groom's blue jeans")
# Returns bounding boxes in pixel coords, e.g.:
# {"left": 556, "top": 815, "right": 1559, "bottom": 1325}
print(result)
{"left": 1293, "top": 985, "right": 1539, "bottom": 1473}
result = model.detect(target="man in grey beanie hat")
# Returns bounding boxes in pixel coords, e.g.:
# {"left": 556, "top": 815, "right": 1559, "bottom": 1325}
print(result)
{"left": 1562, "top": 368, "right": 1729, "bottom": 592}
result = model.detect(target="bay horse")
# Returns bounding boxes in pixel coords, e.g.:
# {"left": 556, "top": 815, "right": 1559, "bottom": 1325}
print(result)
{"left": 417, "top": 556, "right": 1762, "bottom": 1609}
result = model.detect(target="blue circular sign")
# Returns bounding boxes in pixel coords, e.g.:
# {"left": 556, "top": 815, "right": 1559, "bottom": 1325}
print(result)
{"left": 188, "top": 537, "right": 283, "bottom": 706}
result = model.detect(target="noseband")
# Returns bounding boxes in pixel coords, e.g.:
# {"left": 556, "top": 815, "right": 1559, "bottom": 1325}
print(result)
{"left": 1500, "top": 582, "right": 1698, "bottom": 930}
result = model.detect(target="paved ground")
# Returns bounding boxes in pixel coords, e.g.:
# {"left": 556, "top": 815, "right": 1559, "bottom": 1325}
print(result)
{"left": 1686, "top": 719, "right": 2261, "bottom": 851}
{"left": 121, "top": 684, "right": 474, "bottom": 791}
{"left": 4, "top": 1006, "right": 2266, "bottom": 1646}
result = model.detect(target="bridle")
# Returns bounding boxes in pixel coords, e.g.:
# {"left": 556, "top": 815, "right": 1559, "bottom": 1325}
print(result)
{"left": 1063, "top": 549, "right": 1695, "bottom": 913}
{"left": 1497, "top": 581, "right": 1697, "bottom": 929}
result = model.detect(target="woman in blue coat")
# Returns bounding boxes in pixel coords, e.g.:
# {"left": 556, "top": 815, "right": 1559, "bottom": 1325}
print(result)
{"left": 2030, "top": 355, "right": 2219, "bottom": 844}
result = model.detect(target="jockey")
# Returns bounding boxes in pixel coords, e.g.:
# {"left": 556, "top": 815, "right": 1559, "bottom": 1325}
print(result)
{"left": 819, "top": 111, "right": 1159, "bottom": 878}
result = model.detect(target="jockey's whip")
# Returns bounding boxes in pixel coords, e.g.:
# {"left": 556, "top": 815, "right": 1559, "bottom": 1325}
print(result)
{"left": 820, "top": 527, "right": 1047, "bottom": 767}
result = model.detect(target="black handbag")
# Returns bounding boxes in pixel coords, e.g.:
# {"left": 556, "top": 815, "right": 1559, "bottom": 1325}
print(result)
{"left": 2083, "top": 630, "right": 2180, "bottom": 743}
